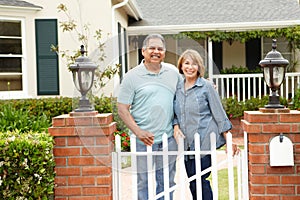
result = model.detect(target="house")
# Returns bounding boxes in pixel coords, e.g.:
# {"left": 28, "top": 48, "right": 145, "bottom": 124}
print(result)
{"left": 127, "top": 0, "right": 300, "bottom": 77}
{"left": 0, "top": 0, "right": 141, "bottom": 99}
{"left": 1, "top": 0, "right": 300, "bottom": 100}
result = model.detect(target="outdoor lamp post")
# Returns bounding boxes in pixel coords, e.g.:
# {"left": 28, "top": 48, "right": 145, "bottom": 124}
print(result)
{"left": 259, "top": 39, "right": 289, "bottom": 108}
{"left": 69, "top": 45, "right": 97, "bottom": 112}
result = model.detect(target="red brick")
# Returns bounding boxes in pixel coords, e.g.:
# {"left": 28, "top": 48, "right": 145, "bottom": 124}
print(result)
{"left": 97, "top": 175, "right": 112, "bottom": 185}
{"left": 82, "top": 146, "right": 110, "bottom": 155}
{"left": 94, "top": 113, "right": 114, "bottom": 125}
{"left": 97, "top": 196, "right": 113, "bottom": 200}
{"left": 266, "top": 166, "right": 294, "bottom": 174}
{"left": 250, "top": 196, "right": 280, "bottom": 200}
{"left": 55, "top": 167, "right": 81, "bottom": 176}
{"left": 266, "top": 186, "right": 295, "bottom": 194}
{"left": 249, "top": 154, "right": 269, "bottom": 164}
{"left": 262, "top": 124, "right": 291, "bottom": 133}
{"left": 249, "top": 144, "right": 266, "bottom": 154}
{"left": 66, "top": 116, "right": 94, "bottom": 126}
{"left": 49, "top": 127, "right": 76, "bottom": 137}
{"left": 54, "top": 137, "right": 67, "bottom": 146}
{"left": 68, "top": 157, "right": 95, "bottom": 166}
{"left": 248, "top": 134, "right": 273, "bottom": 143}
{"left": 68, "top": 137, "right": 94, "bottom": 146}
{"left": 247, "top": 113, "right": 279, "bottom": 123}
{"left": 282, "top": 197, "right": 300, "bottom": 200}
{"left": 249, "top": 184, "right": 265, "bottom": 194}
{"left": 68, "top": 176, "right": 95, "bottom": 185}
{"left": 55, "top": 157, "right": 67, "bottom": 166}
{"left": 250, "top": 175, "right": 280, "bottom": 184}
{"left": 242, "top": 121, "right": 262, "bottom": 133}
{"left": 52, "top": 115, "right": 67, "bottom": 127}
{"left": 95, "top": 156, "right": 112, "bottom": 166}
{"left": 69, "top": 111, "right": 98, "bottom": 117}
{"left": 249, "top": 165, "right": 266, "bottom": 174}
{"left": 96, "top": 136, "right": 112, "bottom": 145}
{"left": 69, "top": 197, "right": 97, "bottom": 200}
{"left": 280, "top": 111, "right": 300, "bottom": 122}
{"left": 82, "top": 166, "right": 111, "bottom": 176}
{"left": 55, "top": 186, "right": 82, "bottom": 196}
{"left": 82, "top": 186, "right": 111, "bottom": 195}
{"left": 54, "top": 147, "right": 81, "bottom": 156}
{"left": 282, "top": 175, "right": 300, "bottom": 184}
{"left": 55, "top": 177, "right": 67, "bottom": 186}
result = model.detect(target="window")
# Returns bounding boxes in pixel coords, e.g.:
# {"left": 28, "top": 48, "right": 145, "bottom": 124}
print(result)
{"left": 0, "top": 19, "right": 23, "bottom": 91}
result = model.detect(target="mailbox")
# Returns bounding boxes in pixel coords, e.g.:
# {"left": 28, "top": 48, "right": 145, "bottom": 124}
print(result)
{"left": 269, "top": 134, "right": 294, "bottom": 166}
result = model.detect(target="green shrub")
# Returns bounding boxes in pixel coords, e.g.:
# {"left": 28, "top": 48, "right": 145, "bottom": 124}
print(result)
{"left": 0, "top": 104, "right": 50, "bottom": 133}
{"left": 0, "top": 131, "right": 55, "bottom": 199}
{"left": 222, "top": 95, "right": 289, "bottom": 119}
{"left": 291, "top": 88, "right": 300, "bottom": 110}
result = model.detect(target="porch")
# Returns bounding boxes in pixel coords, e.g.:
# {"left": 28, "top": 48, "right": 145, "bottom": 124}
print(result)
{"left": 212, "top": 72, "right": 300, "bottom": 101}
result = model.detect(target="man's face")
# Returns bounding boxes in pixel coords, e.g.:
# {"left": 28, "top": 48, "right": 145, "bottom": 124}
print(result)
{"left": 142, "top": 38, "right": 166, "bottom": 64}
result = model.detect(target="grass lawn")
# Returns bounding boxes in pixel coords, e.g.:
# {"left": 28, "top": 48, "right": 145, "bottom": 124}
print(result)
{"left": 208, "top": 167, "right": 238, "bottom": 200}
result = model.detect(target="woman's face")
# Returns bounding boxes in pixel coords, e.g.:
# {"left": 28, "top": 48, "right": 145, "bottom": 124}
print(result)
{"left": 181, "top": 56, "right": 198, "bottom": 79}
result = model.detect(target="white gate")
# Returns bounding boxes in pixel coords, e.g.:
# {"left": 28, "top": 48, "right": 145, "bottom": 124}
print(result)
{"left": 112, "top": 132, "right": 249, "bottom": 200}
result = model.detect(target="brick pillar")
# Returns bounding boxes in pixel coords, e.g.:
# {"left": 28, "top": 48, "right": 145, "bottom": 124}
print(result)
{"left": 48, "top": 111, "right": 116, "bottom": 200}
{"left": 242, "top": 108, "right": 300, "bottom": 199}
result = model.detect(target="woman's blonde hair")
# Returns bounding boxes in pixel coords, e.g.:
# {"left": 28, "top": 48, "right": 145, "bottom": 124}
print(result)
{"left": 177, "top": 49, "right": 205, "bottom": 77}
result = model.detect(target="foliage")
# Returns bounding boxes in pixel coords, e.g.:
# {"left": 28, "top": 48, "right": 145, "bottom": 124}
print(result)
{"left": 0, "top": 131, "right": 55, "bottom": 199}
{"left": 0, "top": 96, "right": 128, "bottom": 136}
{"left": 51, "top": 3, "right": 120, "bottom": 90}
{"left": 0, "top": 104, "right": 50, "bottom": 133}
{"left": 220, "top": 65, "right": 262, "bottom": 74}
{"left": 222, "top": 96, "right": 288, "bottom": 119}
{"left": 290, "top": 88, "right": 300, "bottom": 110}
{"left": 113, "top": 131, "right": 130, "bottom": 152}
{"left": 181, "top": 25, "right": 300, "bottom": 48}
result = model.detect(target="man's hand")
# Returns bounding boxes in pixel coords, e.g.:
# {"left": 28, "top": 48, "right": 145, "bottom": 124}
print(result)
{"left": 137, "top": 130, "right": 154, "bottom": 146}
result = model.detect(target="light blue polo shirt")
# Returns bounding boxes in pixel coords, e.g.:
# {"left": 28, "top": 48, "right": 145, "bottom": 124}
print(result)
{"left": 117, "top": 61, "right": 182, "bottom": 144}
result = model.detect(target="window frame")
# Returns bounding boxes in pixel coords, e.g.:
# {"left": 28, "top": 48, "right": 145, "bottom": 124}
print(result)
{"left": 0, "top": 17, "right": 27, "bottom": 99}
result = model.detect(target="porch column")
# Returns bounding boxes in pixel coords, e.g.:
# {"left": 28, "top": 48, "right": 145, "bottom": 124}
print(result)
{"left": 48, "top": 111, "right": 116, "bottom": 200}
{"left": 242, "top": 108, "right": 300, "bottom": 199}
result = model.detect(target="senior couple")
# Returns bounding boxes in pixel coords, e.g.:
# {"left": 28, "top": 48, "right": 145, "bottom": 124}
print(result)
{"left": 117, "top": 34, "right": 239, "bottom": 200}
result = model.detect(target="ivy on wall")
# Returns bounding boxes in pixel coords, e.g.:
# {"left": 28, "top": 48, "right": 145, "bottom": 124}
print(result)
{"left": 180, "top": 25, "right": 300, "bottom": 48}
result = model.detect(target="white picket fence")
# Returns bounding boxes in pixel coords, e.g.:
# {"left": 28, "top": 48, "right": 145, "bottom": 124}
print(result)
{"left": 212, "top": 72, "right": 300, "bottom": 101}
{"left": 112, "top": 132, "right": 249, "bottom": 200}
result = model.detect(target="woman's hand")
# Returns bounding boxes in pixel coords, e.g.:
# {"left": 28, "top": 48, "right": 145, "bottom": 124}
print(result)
{"left": 223, "top": 131, "right": 241, "bottom": 156}
{"left": 174, "top": 125, "right": 185, "bottom": 144}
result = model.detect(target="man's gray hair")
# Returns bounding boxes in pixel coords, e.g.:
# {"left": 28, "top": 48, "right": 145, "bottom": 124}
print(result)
{"left": 142, "top": 34, "right": 166, "bottom": 49}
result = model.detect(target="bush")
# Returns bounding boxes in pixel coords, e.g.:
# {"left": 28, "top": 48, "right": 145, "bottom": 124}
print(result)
{"left": 222, "top": 95, "right": 289, "bottom": 119}
{"left": 0, "top": 131, "right": 55, "bottom": 199}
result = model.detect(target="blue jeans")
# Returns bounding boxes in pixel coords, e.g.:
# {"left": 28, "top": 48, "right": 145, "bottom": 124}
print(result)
{"left": 185, "top": 155, "right": 212, "bottom": 200}
{"left": 136, "top": 136, "right": 177, "bottom": 200}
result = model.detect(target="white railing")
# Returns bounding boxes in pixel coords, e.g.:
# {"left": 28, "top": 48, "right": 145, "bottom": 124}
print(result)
{"left": 112, "top": 132, "right": 249, "bottom": 200}
{"left": 212, "top": 72, "right": 300, "bottom": 101}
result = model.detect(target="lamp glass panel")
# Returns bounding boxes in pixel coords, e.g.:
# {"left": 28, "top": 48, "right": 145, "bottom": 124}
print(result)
{"left": 273, "top": 66, "right": 285, "bottom": 88}
{"left": 263, "top": 67, "right": 271, "bottom": 87}
{"left": 72, "top": 71, "right": 80, "bottom": 91}
{"left": 80, "top": 70, "right": 92, "bottom": 91}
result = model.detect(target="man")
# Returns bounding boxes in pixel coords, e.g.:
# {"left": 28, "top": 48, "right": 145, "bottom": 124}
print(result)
{"left": 117, "top": 34, "right": 182, "bottom": 200}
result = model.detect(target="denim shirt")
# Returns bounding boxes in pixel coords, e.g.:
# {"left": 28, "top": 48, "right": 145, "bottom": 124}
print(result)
{"left": 173, "top": 77, "right": 232, "bottom": 153}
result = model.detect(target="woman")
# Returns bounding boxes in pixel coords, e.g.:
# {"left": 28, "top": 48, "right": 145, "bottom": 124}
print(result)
{"left": 173, "top": 49, "right": 238, "bottom": 200}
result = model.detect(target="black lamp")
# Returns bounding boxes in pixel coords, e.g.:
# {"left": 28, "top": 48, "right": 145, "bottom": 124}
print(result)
{"left": 69, "top": 45, "right": 97, "bottom": 112}
{"left": 259, "top": 39, "right": 289, "bottom": 108}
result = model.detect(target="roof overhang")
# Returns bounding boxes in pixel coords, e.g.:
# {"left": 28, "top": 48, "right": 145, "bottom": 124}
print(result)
{"left": 123, "top": 0, "right": 142, "bottom": 21}
{"left": 127, "top": 20, "right": 300, "bottom": 35}
{"left": 0, "top": 5, "right": 42, "bottom": 12}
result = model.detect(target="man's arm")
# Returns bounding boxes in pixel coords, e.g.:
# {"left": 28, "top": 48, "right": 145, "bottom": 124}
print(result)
{"left": 117, "top": 102, "right": 154, "bottom": 146}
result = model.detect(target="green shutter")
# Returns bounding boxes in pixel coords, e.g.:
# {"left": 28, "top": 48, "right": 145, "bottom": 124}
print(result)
{"left": 35, "top": 19, "right": 59, "bottom": 95}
